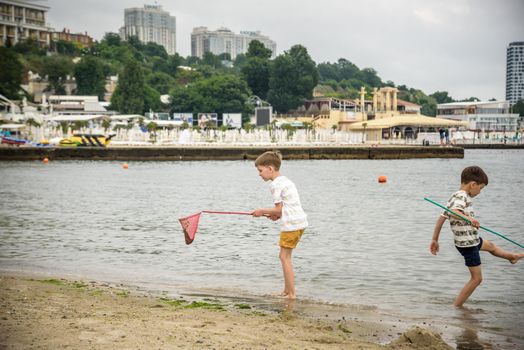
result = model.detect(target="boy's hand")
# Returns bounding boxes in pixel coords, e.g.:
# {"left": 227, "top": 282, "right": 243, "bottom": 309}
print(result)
{"left": 252, "top": 209, "right": 264, "bottom": 217}
{"left": 469, "top": 218, "right": 480, "bottom": 229}
{"left": 268, "top": 214, "right": 280, "bottom": 221}
{"left": 430, "top": 240, "right": 439, "bottom": 255}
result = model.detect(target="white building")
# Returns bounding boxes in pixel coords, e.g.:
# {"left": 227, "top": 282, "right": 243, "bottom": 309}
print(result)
{"left": 121, "top": 4, "right": 176, "bottom": 55}
{"left": 48, "top": 95, "right": 111, "bottom": 116}
{"left": 0, "top": 0, "right": 51, "bottom": 46}
{"left": 191, "top": 26, "right": 276, "bottom": 60}
{"left": 437, "top": 101, "right": 519, "bottom": 132}
{"left": 506, "top": 41, "right": 524, "bottom": 106}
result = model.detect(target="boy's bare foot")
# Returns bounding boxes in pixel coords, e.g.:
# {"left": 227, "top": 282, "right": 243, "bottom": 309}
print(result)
{"left": 510, "top": 252, "right": 524, "bottom": 264}
{"left": 270, "top": 291, "right": 288, "bottom": 298}
{"left": 286, "top": 294, "right": 296, "bottom": 300}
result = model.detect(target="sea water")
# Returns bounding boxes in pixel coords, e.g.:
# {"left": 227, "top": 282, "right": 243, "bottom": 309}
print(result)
{"left": 1, "top": 150, "right": 523, "bottom": 349}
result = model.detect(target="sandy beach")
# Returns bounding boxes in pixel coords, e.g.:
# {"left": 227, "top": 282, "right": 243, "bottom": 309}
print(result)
{"left": 0, "top": 273, "right": 453, "bottom": 350}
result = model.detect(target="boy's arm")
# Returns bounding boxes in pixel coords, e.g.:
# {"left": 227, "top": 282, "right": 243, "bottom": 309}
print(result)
{"left": 430, "top": 215, "right": 446, "bottom": 255}
{"left": 448, "top": 208, "right": 480, "bottom": 228}
{"left": 252, "top": 202, "right": 282, "bottom": 218}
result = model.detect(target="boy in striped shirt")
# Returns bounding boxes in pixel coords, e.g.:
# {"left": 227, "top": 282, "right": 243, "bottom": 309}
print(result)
{"left": 252, "top": 151, "right": 308, "bottom": 300}
{"left": 430, "top": 166, "right": 524, "bottom": 307}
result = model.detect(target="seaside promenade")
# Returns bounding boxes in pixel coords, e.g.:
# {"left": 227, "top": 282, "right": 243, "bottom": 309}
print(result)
{"left": 0, "top": 145, "right": 465, "bottom": 161}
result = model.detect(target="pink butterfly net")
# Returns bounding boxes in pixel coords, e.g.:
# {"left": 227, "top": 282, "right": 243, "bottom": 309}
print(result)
{"left": 178, "top": 211, "right": 252, "bottom": 245}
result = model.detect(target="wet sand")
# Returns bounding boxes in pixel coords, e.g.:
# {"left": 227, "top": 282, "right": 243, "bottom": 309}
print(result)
{"left": 0, "top": 273, "right": 452, "bottom": 349}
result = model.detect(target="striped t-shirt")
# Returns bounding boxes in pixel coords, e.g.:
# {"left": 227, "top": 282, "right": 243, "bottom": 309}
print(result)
{"left": 442, "top": 190, "right": 480, "bottom": 248}
{"left": 270, "top": 176, "right": 308, "bottom": 231}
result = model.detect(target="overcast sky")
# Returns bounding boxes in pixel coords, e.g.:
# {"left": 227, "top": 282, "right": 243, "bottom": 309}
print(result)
{"left": 46, "top": 0, "right": 523, "bottom": 101}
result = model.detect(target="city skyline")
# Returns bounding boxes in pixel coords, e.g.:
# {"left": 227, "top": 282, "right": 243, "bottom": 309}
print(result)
{"left": 45, "top": 0, "right": 524, "bottom": 102}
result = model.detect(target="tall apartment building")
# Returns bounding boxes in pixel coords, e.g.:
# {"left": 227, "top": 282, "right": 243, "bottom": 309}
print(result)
{"left": 0, "top": 0, "right": 51, "bottom": 46}
{"left": 121, "top": 4, "right": 176, "bottom": 55}
{"left": 506, "top": 41, "right": 524, "bottom": 106}
{"left": 191, "top": 27, "right": 276, "bottom": 60}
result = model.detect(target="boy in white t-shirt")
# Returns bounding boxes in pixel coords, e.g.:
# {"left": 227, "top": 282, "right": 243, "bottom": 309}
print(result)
{"left": 252, "top": 151, "right": 308, "bottom": 299}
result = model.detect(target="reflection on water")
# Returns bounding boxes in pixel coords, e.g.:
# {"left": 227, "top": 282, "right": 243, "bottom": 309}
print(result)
{"left": 456, "top": 328, "right": 485, "bottom": 350}
{"left": 0, "top": 150, "right": 523, "bottom": 349}
{"left": 454, "top": 308, "right": 488, "bottom": 350}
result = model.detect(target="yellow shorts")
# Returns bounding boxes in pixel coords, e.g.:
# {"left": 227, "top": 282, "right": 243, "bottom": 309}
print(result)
{"left": 279, "top": 229, "right": 305, "bottom": 249}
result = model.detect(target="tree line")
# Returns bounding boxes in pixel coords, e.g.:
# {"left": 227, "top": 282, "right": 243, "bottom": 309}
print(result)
{"left": 1, "top": 35, "right": 522, "bottom": 119}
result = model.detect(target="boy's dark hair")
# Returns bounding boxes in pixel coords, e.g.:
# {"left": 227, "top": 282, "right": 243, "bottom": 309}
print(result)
{"left": 255, "top": 151, "right": 282, "bottom": 170}
{"left": 461, "top": 166, "right": 488, "bottom": 185}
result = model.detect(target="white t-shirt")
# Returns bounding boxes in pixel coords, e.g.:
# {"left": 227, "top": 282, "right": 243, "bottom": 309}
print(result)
{"left": 270, "top": 176, "right": 308, "bottom": 231}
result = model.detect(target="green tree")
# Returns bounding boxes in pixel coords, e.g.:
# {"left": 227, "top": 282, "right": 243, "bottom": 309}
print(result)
{"left": 170, "top": 75, "right": 249, "bottom": 114}
{"left": 127, "top": 35, "right": 143, "bottom": 52}
{"left": 317, "top": 62, "right": 339, "bottom": 81}
{"left": 146, "top": 72, "right": 176, "bottom": 94}
{"left": 102, "top": 33, "right": 122, "bottom": 47}
{"left": 242, "top": 57, "right": 270, "bottom": 99}
{"left": 143, "top": 84, "right": 162, "bottom": 112}
{"left": 12, "top": 38, "right": 46, "bottom": 56}
{"left": 430, "top": 91, "right": 454, "bottom": 104}
{"left": 74, "top": 56, "right": 106, "bottom": 99}
{"left": 267, "top": 45, "right": 319, "bottom": 113}
{"left": 111, "top": 59, "right": 145, "bottom": 114}
{"left": 234, "top": 53, "right": 248, "bottom": 70}
{"left": 43, "top": 56, "right": 74, "bottom": 94}
{"left": 512, "top": 99, "right": 524, "bottom": 117}
{"left": 460, "top": 97, "right": 480, "bottom": 102}
{"left": 242, "top": 40, "right": 272, "bottom": 99}
{"left": 54, "top": 40, "right": 79, "bottom": 56}
{"left": 202, "top": 52, "right": 222, "bottom": 68}
{"left": 0, "top": 47, "right": 24, "bottom": 99}
{"left": 421, "top": 103, "right": 437, "bottom": 117}
{"left": 356, "top": 68, "right": 382, "bottom": 87}
{"left": 246, "top": 40, "right": 272, "bottom": 59}
{"left": 143, "top": 42, "right": 168, "bottom": 59}
{"left": 218, "top": 52, "right": 232, "bottom": 61}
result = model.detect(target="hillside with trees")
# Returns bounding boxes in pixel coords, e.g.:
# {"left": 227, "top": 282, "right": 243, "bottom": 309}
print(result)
{"left": 0, "top": 35, "right": 498, "bottom": 119}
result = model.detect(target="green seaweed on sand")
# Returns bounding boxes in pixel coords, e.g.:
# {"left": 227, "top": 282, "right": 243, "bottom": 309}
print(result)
{"left": 159, "top": 297, "right": 186, "bottom": 307}
{"left": 115, "top": 290, "right": 130, "bottom": 297}
{"left": 38, "top": 279, "right": 65, "bottom": 285}
{"left": 71, "top": 281, "right": 88, "bottom": 289}
{"left": 338, "top": 324, "right": 352, "bottom": 333}
{"left": 184, "top": 301, "right": 224, "bottom": 310}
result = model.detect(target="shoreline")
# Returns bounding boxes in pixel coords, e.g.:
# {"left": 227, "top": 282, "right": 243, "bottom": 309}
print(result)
{"left": 0, "top": 272, "right": 453, "bottom": 349}
{"left": 0, "top": 145, "right": 464, "bottom": 161}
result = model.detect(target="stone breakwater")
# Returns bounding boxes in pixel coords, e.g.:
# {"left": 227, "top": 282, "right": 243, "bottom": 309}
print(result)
{"left": 0, "top": 145, "right": 464, "bottom": 161}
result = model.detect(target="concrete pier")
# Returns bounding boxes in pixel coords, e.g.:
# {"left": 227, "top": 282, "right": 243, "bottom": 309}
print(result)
{"left": 0, "top": 145, "right": 464, "bottom": 161}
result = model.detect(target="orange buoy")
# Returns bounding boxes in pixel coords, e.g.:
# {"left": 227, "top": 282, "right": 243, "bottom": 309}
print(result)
{"left": 42, "top": 158, "right": 49, "bottom": 163}
{"left": 122, "top": 163, "right": 129, "bottom": 169}
{"left": 378, "top": 175, "right": 387, "bottom": 183}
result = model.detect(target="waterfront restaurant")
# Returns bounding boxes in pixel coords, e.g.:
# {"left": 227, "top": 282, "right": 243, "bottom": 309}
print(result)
{"left": 345, "top": 115, "right": 468, "bottom": 141}
{"left": 436, "top": 101, "right": 519, "bottom": 132}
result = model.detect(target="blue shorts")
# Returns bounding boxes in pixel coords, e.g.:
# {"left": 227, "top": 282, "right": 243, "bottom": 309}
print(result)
{"left": 456, "top": 237, "right": 483, "bottom": 267}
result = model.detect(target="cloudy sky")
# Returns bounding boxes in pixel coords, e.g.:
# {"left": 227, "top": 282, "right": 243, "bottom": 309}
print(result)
{"left": 46, "top": 0, "right": 523, "bottom": 101}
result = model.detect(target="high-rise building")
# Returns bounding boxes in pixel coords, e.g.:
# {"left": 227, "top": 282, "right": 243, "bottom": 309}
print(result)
{"left": 121, "top": 4, "right": 176, "bottom": 55}
{"left": 0, "top": 0, "right": 51, "bottom": 47}
{"left": 506, "top": 41, "right": 524, "bottom": 106}
{"left": 191, "top": 27, "right": 276, "bottom": 60}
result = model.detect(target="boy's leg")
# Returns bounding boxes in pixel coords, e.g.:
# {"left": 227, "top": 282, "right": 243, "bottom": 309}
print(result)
{"left": 455, "top": 266, "right": 482, "bottom": 307}
{"left": 481, "top": 239, "right": 524, "bottom": 264}
{"left": 279, "top": 247, "right": 295, "bottom": 299}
